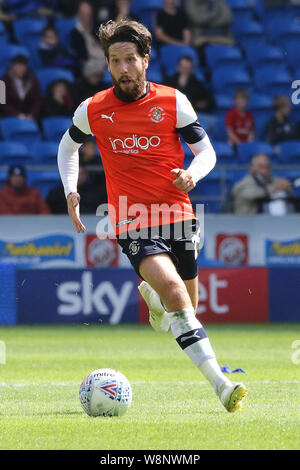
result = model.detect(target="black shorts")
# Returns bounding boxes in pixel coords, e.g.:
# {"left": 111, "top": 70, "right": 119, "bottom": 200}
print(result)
{"left": 117, "top": 219, "right": 201, "bottom": 281}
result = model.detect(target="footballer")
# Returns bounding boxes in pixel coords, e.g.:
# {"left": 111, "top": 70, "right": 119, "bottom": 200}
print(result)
{"left": 58, "top": 19, "right": 247, "bottom": 412}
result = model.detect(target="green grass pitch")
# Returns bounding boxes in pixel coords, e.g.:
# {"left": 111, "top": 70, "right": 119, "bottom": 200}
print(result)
{"left": 0, "top": 323, "right": 299, "bottom": 450}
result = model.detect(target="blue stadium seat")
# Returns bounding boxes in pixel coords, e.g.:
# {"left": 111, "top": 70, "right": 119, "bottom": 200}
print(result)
{"left": 214, "top": 94, "right": 233, "bottom": 112}
{"left": 131, "top": 0, "right": 163, "bottom": 13}
{"left": 37, "top": 68, "right": 74, "bottom": 93}
{"left": 5, "top": 0, "right": 40, "bottom": 15}
{"left": 0, "top": 170, "right": 7, "bottom": 188}
{"left": 211, "top": 65, "right": 251, "bottom": 94}
{"left": 253, "top": 113, "right": 272, "bottom": 141}
{"left": 254, "top": 65, "right": 291, "bottom": 95}
{"left": 226, "top": 0, "right": 252, "bottom": 9}
{"left": 31, "top": 141, "right": 59, "bottom": 165}
{"left": 13, "top": 18, "right": 46, "bottom": 48}
{"left": 0, "top": 21, "right": 8, "bottom": 44}
{"left": 237, "top": 141, "right": 274, "bottom": 163}
{"left": 160, "top": 45, "right": 199, "bottom": 77}
{"left": 0, "top": 142, "right": 32, "bottom": 165}
{"left": 248, "top": 93, "right": 273, "bottom": 112}
{"left": 55, "top": 18, "right": 77, "bottom": 48}
{"left": 147, "top": 61, "right": 163, "bottom": 83}
{"left": 42, "top": 117, "right": 72, "bottom": 141}
{"left": 0, "top": 44, "right": 30, "bottom": 71}
{"left": 245, "top": 44, "right": 286, "bottom": 70}
{"left": 214, "top": 115, "right": 228, "bottom": 141}
{"left": 205, "top": 45, "right": 243, "bottom": 69}
{"left": 103, "top": 66, "right": 113, "bottom": 86}
{"left": 0, "top": 118, "right": 41, "bottom": 147}
{"left": 213, "top": 142, "right": 236, "bottom": 165}
{"left": 281, "top": 37, "right": 300, "bottom": 72}
{"left": 197, "top": 113, "right": 217, "bottom": 137}
{"left": 190, "top": 170, "right": 222, "bottom": 197}
{"left": 278, "top": 141, "right": 300, "bottom": 163}
{"left": 264, "top": 12, "right": 294, "bottom": 40}
{"left": 28, "top": 171, "right": 61, "bottom": 198}
{"left": 233, "top": 20, "right": 265, "bottom": 39}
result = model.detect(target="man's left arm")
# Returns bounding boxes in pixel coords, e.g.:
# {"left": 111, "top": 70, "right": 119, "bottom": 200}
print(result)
{"left": 173, "top": 90, "right": 217, "bottom": 192}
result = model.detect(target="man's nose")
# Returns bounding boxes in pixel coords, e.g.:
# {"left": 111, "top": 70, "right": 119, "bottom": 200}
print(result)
{"left": 120, "top": 61, "right": 129, "bottom": 73}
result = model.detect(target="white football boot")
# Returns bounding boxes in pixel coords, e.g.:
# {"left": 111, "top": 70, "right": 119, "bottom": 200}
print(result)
{"left": 219, "top": 382, "right": 248, "bottom": 412}
{"left": 138, "top": 281, "right": 170, "bottom": 333}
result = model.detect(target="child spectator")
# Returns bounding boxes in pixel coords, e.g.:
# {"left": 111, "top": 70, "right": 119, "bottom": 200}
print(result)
{"left": 1, "top": 55, "right": 42, "bottom": 120}
{"left": 226, "top": 89, "right": 255, "bottom": 146}
{"left": 0, "top": 165, "right": 50, "bottom": 215}
{"left": 265, "top": 96, "right": 299, "bottom": 145}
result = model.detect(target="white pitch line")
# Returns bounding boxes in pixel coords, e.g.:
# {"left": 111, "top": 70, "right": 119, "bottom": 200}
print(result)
{"left": 0, "top": 380, "right": 299, "bottom": 387}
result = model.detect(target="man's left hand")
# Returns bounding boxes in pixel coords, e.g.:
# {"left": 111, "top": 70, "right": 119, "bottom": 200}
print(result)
{"left": 170, "top": 168, "right": 196, "bottom": 193}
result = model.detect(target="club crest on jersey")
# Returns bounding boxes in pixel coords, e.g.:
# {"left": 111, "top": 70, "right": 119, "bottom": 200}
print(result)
{"left": 148, "top": 106, "right": 165, "bottom": 123}
{"left": 128, "top": 241, "right": 140, "bottom": 255}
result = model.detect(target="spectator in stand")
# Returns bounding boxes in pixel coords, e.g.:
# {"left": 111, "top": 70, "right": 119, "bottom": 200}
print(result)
{"left": 46, "top": 165, "right": 106, "bottom": 214}
{"left": 0, "top": 165, "right": 50, "bottom": 215}
{"left": 110, "top": 0, "right": 139, "bottom": 22}
{"left": 0, "top": 0, "right": 16, "bottom": 41}
{"left": 231, "top": 154, "right": 294, "bottom": 215}
{"left": 265, "top": 96, "right": 299, "bottom": 145}
{"left": 79, "top": 138, "right": 107, "bottom": 189}
{"left": 79, "top": 139, "right": 99, "bottom": 167}
{"left": 38, "top": 26, "right": 76, "bottom": 71}
{"left": 74, "top": 58, "right": 106, "bottom": 107}
{"left": 70, "top": 1, "right": 106, "bottom": 69}
{"left": 1, "top": 55, "right": 42, "bottom": 120}
{"left": 42, "top": 79, "right": 75, "bottom": 117}
{"left": 185, "top": 0, "right": 234, "bottom": 48}
{"left": 226, "top": 89, "right": 255, "bottom": 147}
{"left": 165, "top": 56, "right": 215, "bottom": 112}
{"left": 155, "top": 0, "right": 191, "bottom": 46}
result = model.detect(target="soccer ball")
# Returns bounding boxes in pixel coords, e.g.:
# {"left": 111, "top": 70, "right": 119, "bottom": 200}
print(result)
{"left": 79, "top": 368, "right": 132, "bottom": 417}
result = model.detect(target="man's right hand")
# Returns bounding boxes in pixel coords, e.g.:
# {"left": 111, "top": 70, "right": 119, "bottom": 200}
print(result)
{"left": 67, "top": 192, "right": 86, "bottom": 233}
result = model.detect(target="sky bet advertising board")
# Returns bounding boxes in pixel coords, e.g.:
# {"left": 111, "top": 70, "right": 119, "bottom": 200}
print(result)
{"left": 16, "top": 268, "right": 139, "bottom": 324}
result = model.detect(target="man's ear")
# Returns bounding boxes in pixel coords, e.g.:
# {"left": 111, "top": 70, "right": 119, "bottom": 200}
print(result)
{"left": 144, "top": 54, "right": 150, "bottom": 70}
{"left": 106, "top": 57, "right": 110, "bottom": 72}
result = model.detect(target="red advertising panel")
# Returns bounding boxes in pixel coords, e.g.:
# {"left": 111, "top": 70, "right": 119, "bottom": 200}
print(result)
{"left": 139, "top": 268, "right": 268, "bottom": 323}
{"left": 85, "top": 235, "right": 119, "bottom": 267}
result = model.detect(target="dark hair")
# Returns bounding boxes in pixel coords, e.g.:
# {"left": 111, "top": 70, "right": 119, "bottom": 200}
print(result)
{"left": 178, "top": 55, "right": 194, "bottom": 64}
{"left": 273, "top": 95, "right": 290, "bottom": 110}
{"left": 42, "top": 25, "right": 58, "bottom": 36}
{"left": 234, "top": 89, "right": 249, "bottom": 100}
{"left": 98, "top": 19, "right": 152, "bottom": 59}
{"left": 11, "top": 54, "right": 28, "bottom": 65}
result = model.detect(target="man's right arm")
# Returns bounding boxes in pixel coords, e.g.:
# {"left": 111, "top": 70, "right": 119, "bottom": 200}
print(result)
{"left": 57, "top": 98, "right": 92, "bottom": 232}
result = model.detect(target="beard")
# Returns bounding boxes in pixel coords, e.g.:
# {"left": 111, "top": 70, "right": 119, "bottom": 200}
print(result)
{"left": 111, "top": 69, "right": 147, "bottom": 102}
